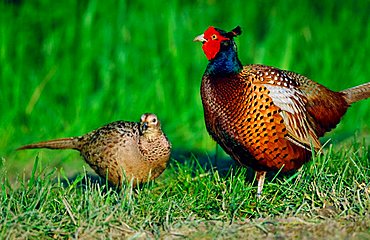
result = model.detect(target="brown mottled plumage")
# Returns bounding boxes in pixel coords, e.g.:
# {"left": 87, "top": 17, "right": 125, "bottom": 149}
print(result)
{"left": 18, "top": 113, "right": 172, "bottom": 186}
{"left": 194, "top": 26, "right": 370, "bottom": 196}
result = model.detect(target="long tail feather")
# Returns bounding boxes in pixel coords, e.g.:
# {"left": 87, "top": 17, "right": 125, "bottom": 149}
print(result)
{"left": 17, "top": 137, "right": 81, "bottom": 151}
{"left": 341, "top": 82, "right": 370, "bottom": 104}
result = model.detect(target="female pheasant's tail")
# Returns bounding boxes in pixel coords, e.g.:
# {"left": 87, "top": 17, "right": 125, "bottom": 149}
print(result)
{"left": 341, "top": 82, "right": 370, "bottom": 105}
{"left": 17, "top": 137, "right": 81, "bottom": 151}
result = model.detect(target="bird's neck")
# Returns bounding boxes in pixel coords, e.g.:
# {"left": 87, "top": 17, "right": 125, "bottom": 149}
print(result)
{"left": 142, "top": 129, "right": 162, "bottom": 142}
{"left": 205, "top": 45, "right": 243, "bottom": 76}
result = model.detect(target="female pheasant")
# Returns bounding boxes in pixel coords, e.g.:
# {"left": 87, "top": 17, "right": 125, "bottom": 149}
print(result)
{"left": 18, "top": 113, "right": 171, "bottom": 187}
{"left": 194, "top": 26, "right": 370, "bottom": 197}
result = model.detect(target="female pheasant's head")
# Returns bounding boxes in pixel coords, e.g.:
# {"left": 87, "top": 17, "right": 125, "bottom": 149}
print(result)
{"left": 139, "top": 113, "right": 162, "bottom": 139}
{"left": 194, "top": 26, "right": 242, "bottom": 60}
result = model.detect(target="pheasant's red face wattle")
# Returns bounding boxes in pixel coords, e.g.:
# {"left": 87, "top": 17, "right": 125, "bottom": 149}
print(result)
{"left": 198, "top": 26, "right": 229, "bottom": 60}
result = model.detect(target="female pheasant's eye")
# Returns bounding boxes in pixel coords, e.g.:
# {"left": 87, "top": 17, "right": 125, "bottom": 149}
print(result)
{"left": 211, "top": 34, "right": 217, "bottom": 40}
{"left": 152, "top": 118, "right": 157, "bottom": 123}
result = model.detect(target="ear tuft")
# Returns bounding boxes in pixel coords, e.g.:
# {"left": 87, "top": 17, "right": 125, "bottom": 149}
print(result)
{"left": 226, "top": 26, "right": 242, "bottom": 39}
{"left": 231, "top": 26, "right": 242, "bottom": 36}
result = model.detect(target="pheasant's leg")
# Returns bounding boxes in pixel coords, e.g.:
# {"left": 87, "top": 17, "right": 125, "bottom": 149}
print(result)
{"left": 256, "top": 171, "right": 266, "bottom": 198}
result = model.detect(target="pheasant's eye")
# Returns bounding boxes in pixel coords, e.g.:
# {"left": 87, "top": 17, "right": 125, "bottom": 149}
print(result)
{"left": 211, "top": 34, "right": 217, "bottom": 40}
{"left": 152, "top": 118, "right": 157, "bottom": 123}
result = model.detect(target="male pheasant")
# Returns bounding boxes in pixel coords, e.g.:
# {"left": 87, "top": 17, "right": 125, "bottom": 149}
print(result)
{"left": 194, "top": 26, "right": 370, "bottom": 197}
{"left": 18, "top": 113, "right": 172, "bottom": 187}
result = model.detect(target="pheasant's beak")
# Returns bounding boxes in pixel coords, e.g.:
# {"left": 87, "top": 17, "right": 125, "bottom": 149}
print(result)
{"left": 193, "top": 34, "right": 206, "bottom": 43}
{"left": 140, "top": 122, "right": 148, "bottom": 133}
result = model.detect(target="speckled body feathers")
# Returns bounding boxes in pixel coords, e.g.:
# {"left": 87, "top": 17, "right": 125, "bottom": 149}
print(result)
{"left": 201, "top": 64, "right": 353, "bottom": 172}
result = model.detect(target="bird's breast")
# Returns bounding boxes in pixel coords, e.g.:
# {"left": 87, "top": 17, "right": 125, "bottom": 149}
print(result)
{"left": 200, "top": 74, "right": 311, "bottom": 171}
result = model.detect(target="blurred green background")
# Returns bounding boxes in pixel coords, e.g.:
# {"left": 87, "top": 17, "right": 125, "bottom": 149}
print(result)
{"left": 1, "top": 0, "right": 369, "bottom": 176}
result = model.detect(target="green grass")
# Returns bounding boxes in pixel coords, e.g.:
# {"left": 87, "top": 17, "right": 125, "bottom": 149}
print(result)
{"left": 1, "top": 0, "right": 369, "bottom": 238}
{"left": 1, "top": 143, "right": 369, "bottom": 238}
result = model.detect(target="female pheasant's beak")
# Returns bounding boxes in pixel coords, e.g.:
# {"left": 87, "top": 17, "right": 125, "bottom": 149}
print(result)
{"left": 193, "top": 34, "right": 207, "bottom": 43}
{"left": 140, "top": 122, "right": 148, "bottom": 133}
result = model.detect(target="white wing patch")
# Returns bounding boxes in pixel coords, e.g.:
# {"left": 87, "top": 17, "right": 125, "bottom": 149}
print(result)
{"left": 264, "top": 85, "right": 305, "bottom": 114}
{"left": 264, "top": 84, "right": 321, "bottom": 150}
